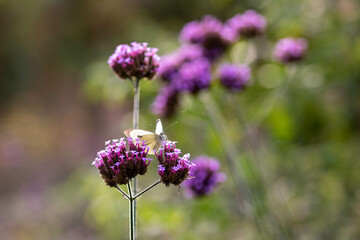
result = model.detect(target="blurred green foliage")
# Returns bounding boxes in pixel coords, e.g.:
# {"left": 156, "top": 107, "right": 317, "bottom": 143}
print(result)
{"left": 1, "top": 0, "right": 360, "bottom": 239}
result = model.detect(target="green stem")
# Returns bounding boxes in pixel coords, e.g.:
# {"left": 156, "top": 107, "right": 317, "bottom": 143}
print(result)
{"left": 200, "top": 91, "right": 267, "bottom": 239}
{"left": 199, "top": 92, "right": 248, "bottom": 213}
{"left": 254, "top": 66, "right": 297, "bottom": 124}
{"left": 229, "top": 94, "right": 292, "bottom": 240}
{"left": 115, "top": 185, "right": 130, "bottom": 200}
{"left": 134, "top": 180, "right": 161, "bottom": 200}
{"left": 132, "top": 78, "right": 140, "bottom": 239}
{"left": 127, "top": 182, "right": 134, "bottom": 240}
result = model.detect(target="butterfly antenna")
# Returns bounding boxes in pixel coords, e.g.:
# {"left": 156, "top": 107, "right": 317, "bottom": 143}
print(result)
{"left": 164, "top": 121, "right": 178, "bottom": 131}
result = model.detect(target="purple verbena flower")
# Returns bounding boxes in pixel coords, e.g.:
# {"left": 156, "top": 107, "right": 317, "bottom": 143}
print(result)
{"left": 157, "top": 45, "right": 204, "bottom": 83}
{"left": 227, "top": 10, "right": 266, "bottom": 38}
{"left": 108, "top": 42, "right": 160, "bottom": 80}
{"left": 274, "top": 38, "right": 308, "bottom": 63}
{"left": 183, "top": 156, "right": 226, "bottom": 198}
{"left": 155, "top": 141, "right": 195, "bottom": 186}
{"left": 92, "top": 138, "right": 151, "bottom": 187}
{"left": 177, "top": 44, "right": 205, "bottom": 62}
{"left": 151, "top": 85, "right": 180, "bottom": 118}
{"left": 179, "top": 15, "right": 235, "bottom": 61}
{"left": 218, "top": 64, "right": 251, "bottom": 91}
{"left": 175, "top": 58, "right": 212, "bottom": 93}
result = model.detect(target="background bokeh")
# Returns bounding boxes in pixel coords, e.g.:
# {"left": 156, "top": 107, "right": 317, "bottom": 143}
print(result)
{"left": 1, "top": 0, "right": 360, "bottom": 239}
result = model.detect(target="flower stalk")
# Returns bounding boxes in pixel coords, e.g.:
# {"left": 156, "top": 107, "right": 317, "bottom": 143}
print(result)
{"left": 199, "top": 92, "right": 248, "bottom": 212}
{"left": 127, "top": 182, "right": 134, "bottom": 240}
{"left": 134, "top": 179, "right": 161, "bottom": 199}
{"left": 132, "top": 78, "right": 140, "bottom": 239}
{"left": 200, "top": 91, "right": 267, "bottom": 238}
{"left": 101, "top": 42, "right": 162, "bottom": 240}
{"left": 115, "top": 185, "right": 130, "bottom": 200}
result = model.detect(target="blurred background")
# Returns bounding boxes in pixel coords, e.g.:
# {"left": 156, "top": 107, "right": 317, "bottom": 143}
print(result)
{"left": 1, "top": 0, "right": 360, "bottom": 239}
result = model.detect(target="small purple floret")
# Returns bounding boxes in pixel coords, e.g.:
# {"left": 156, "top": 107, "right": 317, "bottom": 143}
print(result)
{"left": 218, "top": 64, "right": 251, "bottom": 91}
{"left": 155, "top": 141, "right": 195, "bottom": 186}
{"left": 274, "top": 38, "right": 308, "bottom": 63}
{"left": 227, "top": 10, "right": 266, "bottom": 38}
{"left": 92, "top": 138, "right": 151, "bottom": 187}
{"left": 183, "top": 156, "right": 226, "bottom": 198}
{"left": 108, "top": 42, "right": 160, "bottom": 80}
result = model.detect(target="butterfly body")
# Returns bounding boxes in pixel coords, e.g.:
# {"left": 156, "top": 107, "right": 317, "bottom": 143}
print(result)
{"left": 124, "top": 119, "right": 167, "bottom": 155}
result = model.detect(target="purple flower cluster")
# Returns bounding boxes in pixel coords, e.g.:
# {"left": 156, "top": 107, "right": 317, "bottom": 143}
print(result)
{"left": 151, "top": 45, "right": 212, "bottom": 116}
{"left": 180, "top": 15, "right": 234, "bottom": 61}
{"left": 151, "top": 85, "right": 179, "bottom": 118}
{"left": 155, "top": 141, "right": 195, "bottom": 186}
{"left": 108, "top": 42, "right": 160, "bottom": 80}
{"left": 183, "top": 156, "right": 226, "bottom": 198}
{"left": 157, "top": 45, "right": 204, "bottom": 83}
{"left": 218, "top": 64, "right": 250, "bottom": 91}
{"left": 227, "top": 10, "right": 266, "bottom": 38}
{"left": 274, "top": 38, "right": 308, "bottom": 63}
{"left": 175, "top": 58, "right": 212, "bottom": 93}
{"left": 93, "top": 138, "right": 151, "bottom": 187}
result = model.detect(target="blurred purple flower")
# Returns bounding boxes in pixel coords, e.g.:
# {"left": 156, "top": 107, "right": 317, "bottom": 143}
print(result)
{"left": 158, "top": 45, "right": 203, "bottom": 83}
{"left": 274, "top": 38, "right": 308, "bottom": 63}
{"left": 108, "top": 42, "right": 160, "bottom": 80}
{"left": 155, "top": 141, "right": 195, "bottom": 186}
{"left": 93, "top": 138, "right": 151, "bottom": 187}
{"left": 218, "top": 64, "right": 251, "bottom": 91}
{"left": 150, "top": 85, "right": 180, "bottom": 118}
{"left": 227, "top": 10, "right": 266, "bottom": 38}
{"left": 179, "top": 15, "right": 235, "bottom": 60}
{"left": 175, "top": 58, "right": 212, "bottom": 93}
{"left": 183, "top": 156, "right": 226, "bottom": 198}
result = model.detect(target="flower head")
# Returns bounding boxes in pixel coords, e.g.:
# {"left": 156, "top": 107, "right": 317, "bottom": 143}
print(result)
{"left": 175, "top": 58, "right": 212, "bottom": 93}
{"left": 183, "top": 156, "right": 226, "bottom": 198}
{"left": 108, "top": 42, "right": 160, "bottom": 80}
{"left": 179, "top": 15, "right": 235, "bottom": 60}
{"left": 274, "top": 38, "right": 308, "bottom": 63}
{"left": 151, "top": 85, "right": 180, "bottom": 118}
{"left": 227, "top": 10, "right": 266, "bottom": 38}
{"left": 157, "top": 45, "right": 203, "bottom": 83}
{"left": 218, "top": 64, "right": 251, "bottom": 91}
{"left": 93, "top": 138, "right": 151, "bottom": 187}
{"left": 155, "top": 141, "right": 195, "bottom": 186}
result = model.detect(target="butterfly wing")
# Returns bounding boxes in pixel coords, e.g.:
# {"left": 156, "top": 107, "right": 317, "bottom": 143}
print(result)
{"left": 138, "top": 134, "right": 160, "bottom": 155}
{"left": 155, "top": 119, "right": 163, "bottom": 135}
{"left": 124, "top": 129, "right": 160, "bottom": 155}
{"left": 124, "top": 129, "right": 154, "bottom": 139}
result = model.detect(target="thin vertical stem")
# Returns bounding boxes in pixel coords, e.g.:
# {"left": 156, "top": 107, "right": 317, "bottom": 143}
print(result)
{"left": 228, "top": 94, "right": 292, "bottom": 240}
{"left": 127, "top": 183, "right": 134, "bottom": 240}
{"left": 199, "top": 92, "right": 249, "bottom": 211}
{"left": 200, "top": 91, "right": 267, "bottom": 240}
{"left": 132, "top": 78, "right": 140, "bottom": 239}
{"left": 133, "top": 79, "right": 140, "bottom": 129}
{"left": 254, "top": 66, "right": 296, "bottom": 124}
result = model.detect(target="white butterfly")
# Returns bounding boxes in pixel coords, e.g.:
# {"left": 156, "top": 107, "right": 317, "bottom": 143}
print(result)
{"left": 124, "top": 119, "right": 168, "bottom": 155}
